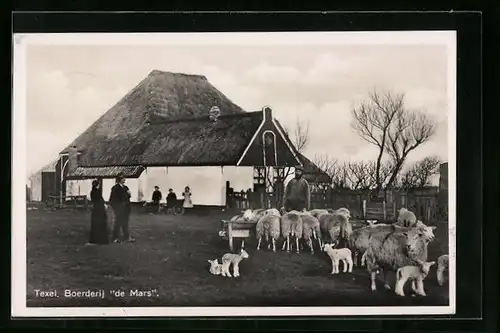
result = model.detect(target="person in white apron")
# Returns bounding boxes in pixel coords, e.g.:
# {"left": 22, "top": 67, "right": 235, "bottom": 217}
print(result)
{"left": 182, "top": 186, "right": 194, "bottom": 213}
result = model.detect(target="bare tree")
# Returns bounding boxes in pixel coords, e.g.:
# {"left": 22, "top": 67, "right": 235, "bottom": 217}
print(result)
{"left": 351, "top": 89, "right": 436, "bottom": 192}
{"left": 345, "top": 161, "right": 375, "bottom": 190}
{"left": 398, "top": 156, "right": 441, "bottom": 190}
{"left": 312, "top": 154, "right": 349, "bottom": 189}
{"left": 283, "top": 117, "right": 310, "bottom": 154}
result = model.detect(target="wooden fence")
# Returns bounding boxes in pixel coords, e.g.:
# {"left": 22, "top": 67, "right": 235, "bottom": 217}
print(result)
{"left": 227, "top": 186, "right": 447, "bottom": 223}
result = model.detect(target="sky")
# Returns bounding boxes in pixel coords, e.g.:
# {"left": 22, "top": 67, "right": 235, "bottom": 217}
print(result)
{"left": 22, "top": 33, "right": 452, "bottom": 184}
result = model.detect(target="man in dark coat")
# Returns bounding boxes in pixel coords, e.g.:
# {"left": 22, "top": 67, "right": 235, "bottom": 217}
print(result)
{"left": 281, "top": 165, "right": 311, "bottom": 212}
{"left": 166, "top": 188, "right": 178, "bottom": 215}
{"left": 109, "top": 172, "right": 135, "bottom": 243}
{"left": 151, "top": 186, "right": 162, "bottom": 213}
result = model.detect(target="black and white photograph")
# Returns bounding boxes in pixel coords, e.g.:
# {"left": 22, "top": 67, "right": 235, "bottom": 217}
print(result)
{"left": 12, "top": 31, "right": 456, "bottom": 317}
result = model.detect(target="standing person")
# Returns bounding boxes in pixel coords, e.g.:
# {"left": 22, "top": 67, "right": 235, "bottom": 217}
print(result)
{"left": 182, "top": 186, "right": 194, "bottom": 214}
{"left": 109, "top": 173, "right": 135, "bottom": 243}
{"left": 281, "top": 165, "right": 311, "bottom": 212}
{"left": 86, "top": 179, "right": 109, "bottom": 245}
{"left": 166, "top": 188, "right": 178, "bottom": 215}
{"left": 151, "top": 186, "right": 162, "bottom": 213}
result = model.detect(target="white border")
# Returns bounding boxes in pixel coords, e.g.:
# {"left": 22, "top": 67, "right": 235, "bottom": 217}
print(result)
{"left": 12, "top": 31, "right": 457, "bottom": 317}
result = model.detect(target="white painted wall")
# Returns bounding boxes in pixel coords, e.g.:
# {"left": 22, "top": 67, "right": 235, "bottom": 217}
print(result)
{"left": 29, "top": 173, "right": 42, "bottom": 202}
{"left": 222, "top": 166, "right": 254, "bottom": 193}
{"left": 66, "top": 179, "right": 93, "bottom": 199}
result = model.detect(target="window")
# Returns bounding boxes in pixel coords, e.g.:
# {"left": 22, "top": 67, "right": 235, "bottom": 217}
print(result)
{"left": 262, "top": 130, "right": 277, "bottom": 166}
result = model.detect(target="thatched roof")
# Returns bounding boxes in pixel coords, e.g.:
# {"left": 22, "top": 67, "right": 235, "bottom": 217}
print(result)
{"left": 66, "top": 166, "right": 145, "bottom": 180}
{"left": 75, "top": 111, "right": 263, "bottom": 166}
{"left": 298, "top": 153, "right": 332, "bottom": 184}
{"left": 61, "top": 70, "right": 245, "bottom": 155}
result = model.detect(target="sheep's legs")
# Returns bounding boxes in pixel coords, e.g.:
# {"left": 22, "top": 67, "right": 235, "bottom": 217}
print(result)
{"left": 361, "top": 252, "right": 367, "bottom": 267}
{"left": 256, "top": 237, "right": 262, "bottom": 251}
{"left": 330, "top": 258, "right": 336, "bottom": 274}
{"left": 411, "top": 280, "right": 418, "bottom": 295}
{"left": 437, "top": 268, "right": 445, "bottom": 286}
{"left": 379, "top": 271, "right": 391, "bottom": 290}
{"left": 370, "top": 271, "right": 377, "bottom": 291}
{"left": 295, "top": 237, "right": 300, "bottom": 254}
{"left": 233, "top": 264, "right": 240, "bottom": 278}
{"left": 416, "top": 278, "right": 426, "bottom": 296}
{"left": 272, "top": 238, "right": 276, "bottom": 252}
{"left": 342, "top": 259, "right": 348, "bottom": 272}
{"left": 347, "top": 258, "right": 353, "bottom": 273}
{"left": 353, "top": 251, "right": 358, "bottom": 267}
{"left": 308, "top": 238, "right": 314, "bottom": 254}
{"left": 395, "top": 277, "right": 406, "bottom": 296}
{"left": 241, "top": 240, "right": 245, "bottom": 249}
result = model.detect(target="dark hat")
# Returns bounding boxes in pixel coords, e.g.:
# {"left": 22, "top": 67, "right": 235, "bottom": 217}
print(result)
{"left": 295, "top": 165, "right": 304, "bottom": 171}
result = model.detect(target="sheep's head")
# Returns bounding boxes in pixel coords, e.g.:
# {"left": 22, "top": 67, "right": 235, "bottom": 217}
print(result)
{"left": 415, "top": 221, "right": 437, "bottom": 241}
{"left": 366, "top": 220, "right": 377, "bottom": 227}
{"left": 421, "top": 261, "right": 436, "bottom": 274}
{"left": 242, "top": 209, "right": 255, "bottom": 221}
{"left": 336, "top": 207, "right": 351, "bottom": 219}
{"left": 402, "top": 228, "right": 428, "bottom": 254}
{"left": 240, "top": 248, "right": 249, "bottom": 259}
{"left": 322, "top": 243, "right": 334, "bottom": 252}
{"left": 208, "top": 259, "right": 219, "bottom": 266}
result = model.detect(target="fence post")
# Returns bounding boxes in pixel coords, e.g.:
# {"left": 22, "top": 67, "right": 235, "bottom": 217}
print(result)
{"left": 383, "top": 200, "right": 387, "bottom": 220}
{"left": 362, "top": 200, "right": 366, "bottom": 219}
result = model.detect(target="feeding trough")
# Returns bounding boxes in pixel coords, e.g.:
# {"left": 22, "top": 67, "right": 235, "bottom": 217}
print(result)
{"left": 219, "top": 218, "right": 256, "bottom": 252}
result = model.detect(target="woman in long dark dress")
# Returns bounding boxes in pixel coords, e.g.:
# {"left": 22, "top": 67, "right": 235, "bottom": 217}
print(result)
{"left": 87, "top": 180, "right": 109, "bottom": 245}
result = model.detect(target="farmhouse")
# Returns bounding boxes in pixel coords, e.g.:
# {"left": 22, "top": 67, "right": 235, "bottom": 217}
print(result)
{"left": 28, "top": 158, "right": 58, "bottom": 202}
{"left": 40, "top": 70, "right": 329, "bottom": 208}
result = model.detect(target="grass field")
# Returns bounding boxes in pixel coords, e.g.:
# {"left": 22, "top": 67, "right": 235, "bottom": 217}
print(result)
{"left": 26, "top": 208, "right": 450, "bottom": 307}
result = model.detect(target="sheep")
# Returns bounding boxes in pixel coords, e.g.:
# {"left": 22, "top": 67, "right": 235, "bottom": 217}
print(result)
{"left": 396, "top": 208, "right": 417, "bottom": 227}
{"left": 309, "top": 208, "right": 334, "bottom": 219}
{"left": 280, "top": 210, "right": 303, "bottom": 253}
{"left": 322, "top": 243, "right": 353, "bottom": 274}
{"left": 207, "top": 259, "right": 222, "bottom": 275}
{"left": 318, "top": 211, "right": 353, "bottom": 248}
{"left": 220, "top": 248, "right": 250, "bottom": 278}
{"left": 395, "top": 261, "right": 436, "bottom": 297}
{"left": 242, "top": 208, "right": 267, "bottom": 222}
{"left": 363, "top": 226, "right": 431, "bottom": 292}
{"left": 255, "top": 209, "right": 281, "bottom": 252}
{"left": 299, "top": 211, "right": 322, "bottom": 254}
{"left": 436, "top": 254, "right": 449, "bottom": 286}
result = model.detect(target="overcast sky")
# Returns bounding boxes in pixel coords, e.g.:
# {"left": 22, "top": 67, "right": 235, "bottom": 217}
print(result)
{"left": 23, "top": 34, "right": 451, "bottom": 182}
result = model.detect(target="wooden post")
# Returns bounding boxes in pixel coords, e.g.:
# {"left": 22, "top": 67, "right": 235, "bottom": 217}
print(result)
{"left": 427, "top": 205, "right": 431, "bottom": 223}
{"left": 362, "top": 200, "right": 366, "bottom": 219}
{"left": 383, "top": 200, "right": 387, "bottom": 221}
{"left": 227, "top": 220, "right": 234, "bottom": 252}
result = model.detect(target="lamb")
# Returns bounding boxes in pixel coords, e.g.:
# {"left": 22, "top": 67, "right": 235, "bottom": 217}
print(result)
{"left": 396, "top": 208, "right": 417, "bottom": 227}
{"left": 395, "top": 261, "right": 436, "bottom": 297}
{"left": 436, "top": 254, "right": 449, "bottom": 286}
{"left": 280, "top": 210, "right": 303, "bottom": 253}
{"left": 299, "top": 210, "right": 322, "bottom": 254}
{"left": 220, "top": 248, "right": 250, "bottom": 278}
{"left": 255, "top": 209, "right": 281, "bottom": 252}
{"left": 242, "top": 208, "right": 267, "bottom": 222}
{"left": 363, "top": 226, "right": 430, "bottom": 292}
{"left": 318, "top": 211, "right": 353, "bottom": 248}
{"left": 207, "top": 259, "right": 222, "bottom": 275}
{"left": 322, "top": 243, "right": 353, "bottom": 274}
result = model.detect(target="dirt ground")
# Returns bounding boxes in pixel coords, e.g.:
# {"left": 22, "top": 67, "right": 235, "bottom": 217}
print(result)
{"left": 25, "top": 208, "right": 450, "bottom": 307}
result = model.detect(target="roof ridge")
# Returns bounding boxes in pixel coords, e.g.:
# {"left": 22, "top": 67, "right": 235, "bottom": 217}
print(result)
{"left": 149, "top": 110, "right": 263, "bottom": 126}
{"left": 148, "top": 69, "right": 207, "bottom": 80}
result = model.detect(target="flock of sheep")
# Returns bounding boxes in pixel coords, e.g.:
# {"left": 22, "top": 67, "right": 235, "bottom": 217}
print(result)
{"left": 212, "top": 207, "right": 449, "bottom": 298}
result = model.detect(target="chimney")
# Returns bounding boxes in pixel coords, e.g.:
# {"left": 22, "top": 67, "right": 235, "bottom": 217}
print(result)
{"left": 67, "top": 145, "right": 79, "bottom": 175}
{"left": 262, "top": 106, "right": 272, "bottom": 121}
{"left": 209, "top": 106, "right": 221, "bottom": 122}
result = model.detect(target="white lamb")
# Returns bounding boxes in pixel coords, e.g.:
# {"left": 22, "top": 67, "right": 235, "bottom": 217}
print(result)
{"left": 207, "top": 259, "right": 222, "bottom": 275}
{"left": 322, "top": 243, "right": 353, "bottom": 274}
{"left": 396, "top": 208, "right": 417, "bottom": 227}
{"left": 280, "top": 210, "right": 303, "bottom": 253}
{"left": 220, "top": 248, "right": 250, "bottom": 278}
{"left": 395, "top": 260, "right": 435, "bottom": 297}
{"left": 436, "top": 254, "right": 449, "bottom": 286}
{"left": 255, "top": 209, "right": 281, "bottom": 252}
